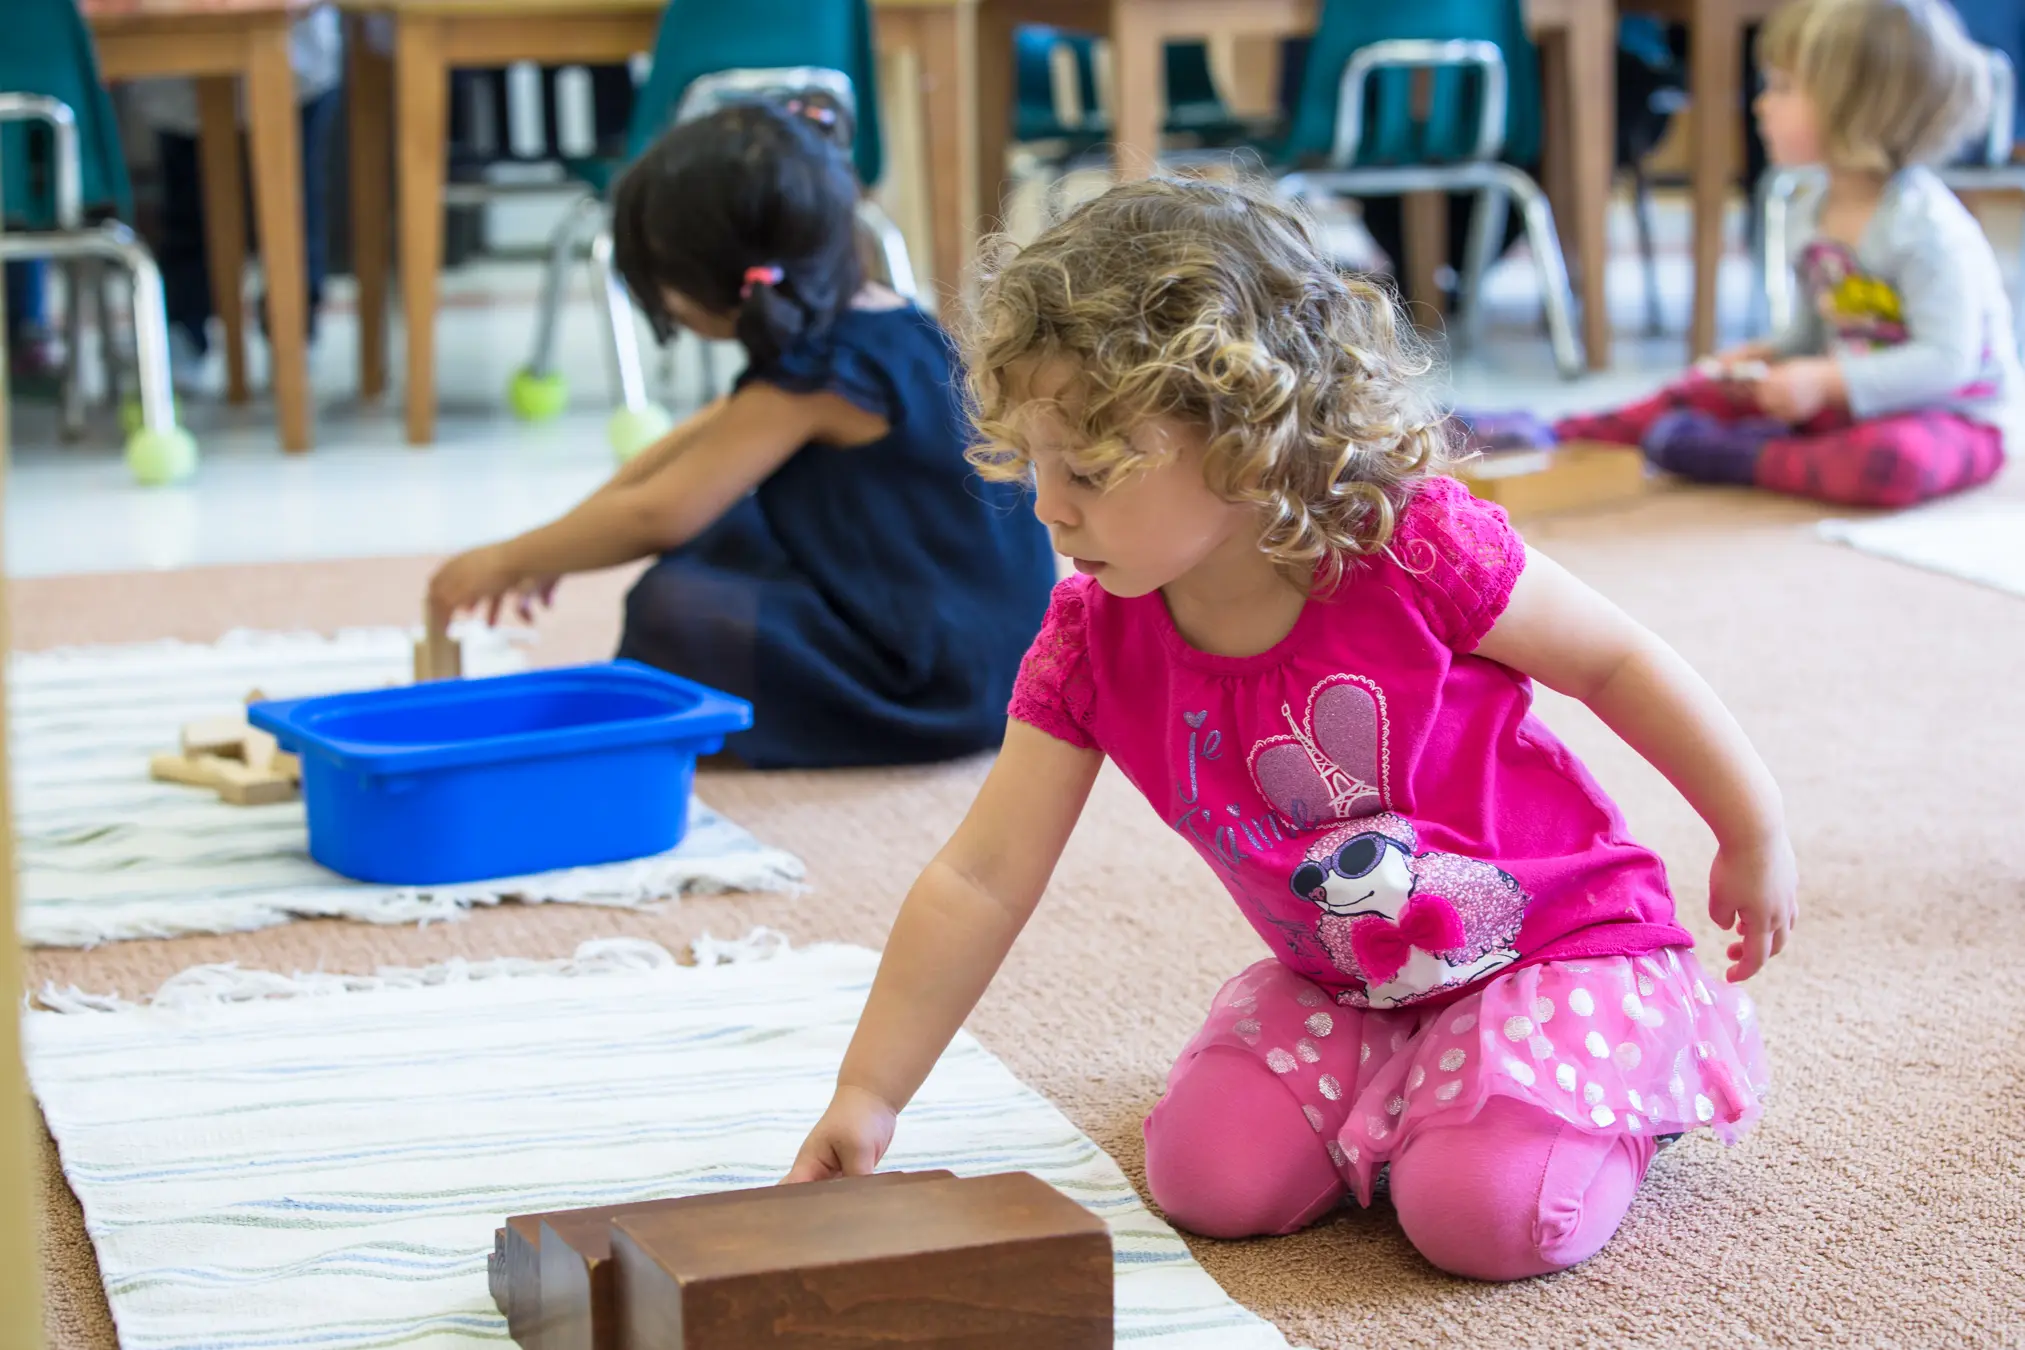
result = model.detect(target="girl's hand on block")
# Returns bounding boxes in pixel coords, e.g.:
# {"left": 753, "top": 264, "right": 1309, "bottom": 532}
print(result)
{"left": 782, "top": 1085, "right": 898, "bottom": 1183}
{"left": 428, "top": 546, "right": 556, "bottom": 627}
{"left": 1751, "top": 356, "right": 1841, "bottom": 423}
{"left": 1709, "top": 832, "right": 1799, "bottom": 983}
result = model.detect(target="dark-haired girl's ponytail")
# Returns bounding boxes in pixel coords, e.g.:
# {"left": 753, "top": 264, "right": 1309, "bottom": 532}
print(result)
{"left": 735, "top": 264, "right": 813, "bottom": 368}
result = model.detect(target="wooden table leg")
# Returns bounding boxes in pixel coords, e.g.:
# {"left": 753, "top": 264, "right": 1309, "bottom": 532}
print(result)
{"left": 1689, "top": 0, "right": 1741, "bottom": 357}
{"left": 1567, "top": 1, "right": 1614, "bottom": 368}
{"left": 244, "top": 17, "right": 312, "bottom": 451}
{"left": 911, "top": 3, "right": 980, "bottom": 303}
{"left": 1402, "top": 191, "right": 1449, "bottom": 326}
{"left": 193, "top": 75, "right": 249, "bottom": 405}
{"left": 1109, "top": 0, "right": 1163, "bottom": 179}
{"left": 975, "top": 0, "right": 1017, "bottom": 233}
{"left": 346, "top": 13, "right": 392, "bottom": 402}
{"left": 394, "top": 15, "right": 448, "bottom": 445}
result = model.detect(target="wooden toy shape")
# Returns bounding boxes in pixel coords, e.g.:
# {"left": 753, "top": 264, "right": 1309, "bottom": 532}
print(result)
{"left": 610, "top": 1171, "right": 1111, "bottom": 1349}
{"left": 1459, "top": 442, "right": 1650, "bottom": 519}
{"left": 151, "top": 715, "right": 305, "bottom": 806}
{"left": 414, "top": 605, "right": 463, "bottom": 683}
{"left": 493, "top": 1173, "right": 955, "bottom": 1350}
{"left": 490, "top": 1171, "right": 1110, "bottom": 1350}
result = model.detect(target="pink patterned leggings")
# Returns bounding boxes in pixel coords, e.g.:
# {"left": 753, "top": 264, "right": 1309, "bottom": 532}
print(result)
{"left": 1554, "top": 375, "right": 2005, "bottom": 508}
{"left": 1143, "top": 1046, "right": 1658, "bottom": 1281}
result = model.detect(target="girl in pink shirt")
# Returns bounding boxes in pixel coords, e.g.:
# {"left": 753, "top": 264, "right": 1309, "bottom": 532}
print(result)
{"left": 787, "top": 178, "right": 1792, "bottom": 1281}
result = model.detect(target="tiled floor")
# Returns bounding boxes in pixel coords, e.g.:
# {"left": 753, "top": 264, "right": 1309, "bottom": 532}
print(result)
{"left": 0, "top": 193, "right": 1933, "bottom": 579}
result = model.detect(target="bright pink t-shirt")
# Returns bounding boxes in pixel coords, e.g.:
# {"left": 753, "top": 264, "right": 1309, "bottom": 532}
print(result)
{"left": 1010, "top": 475, "right": 1694, "bottom": 1011}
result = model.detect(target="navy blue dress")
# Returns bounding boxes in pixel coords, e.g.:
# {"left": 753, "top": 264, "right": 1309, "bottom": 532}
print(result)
{"left": 617, "top": 303, "right": 1057, "bottom": 768}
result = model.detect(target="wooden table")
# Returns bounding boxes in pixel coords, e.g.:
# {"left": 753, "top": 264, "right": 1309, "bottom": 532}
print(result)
{"left": 1649, "top": 0, "right": 1781, "bottom": 357}
{"left": 82, "top": 0, "right": 318, "bottom": 451}
{"left": 340, "top": 0, "right": 978, "bottom": 446}
{"left": 974, "top": 0, "right": 1617, "bottom": 371}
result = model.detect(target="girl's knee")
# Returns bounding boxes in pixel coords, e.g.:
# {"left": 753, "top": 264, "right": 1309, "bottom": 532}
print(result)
{"left": 1143, "top": 1047, "right": 1344, "bottom": 1239}
{"left": 1388, "top": 1097, "right": 1652, "bottom": 1282}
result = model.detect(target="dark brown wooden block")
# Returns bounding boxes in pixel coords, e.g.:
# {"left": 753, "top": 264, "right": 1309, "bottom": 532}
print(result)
{"left": 499, "top": 1171, "right": 955, "bottom": 1350}
{"left": 611, "top": 1171, "right": 1113, "bottom": 1349}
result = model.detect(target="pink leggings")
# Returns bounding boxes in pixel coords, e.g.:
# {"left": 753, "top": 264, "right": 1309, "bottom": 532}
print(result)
{"left": 1143, "top": 1046, "right": 1658, "bottom": 1281}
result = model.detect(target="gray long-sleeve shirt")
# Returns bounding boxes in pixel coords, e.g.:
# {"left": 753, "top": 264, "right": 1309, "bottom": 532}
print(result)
{"left": 1772, "top": 165, "right": 2023, "bottom": 448}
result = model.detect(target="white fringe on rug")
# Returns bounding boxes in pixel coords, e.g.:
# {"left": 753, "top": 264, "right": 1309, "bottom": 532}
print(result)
{"left": 24, "top": 935, "right": 1290, "bottom": 1350}
{"left": 11, "top": 629, "right": 804, "bottom": 947}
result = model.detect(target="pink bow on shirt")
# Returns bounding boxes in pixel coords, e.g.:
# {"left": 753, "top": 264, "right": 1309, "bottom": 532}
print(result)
{"left": 1350, "top": 894, "right": 1466, "bottom": 984}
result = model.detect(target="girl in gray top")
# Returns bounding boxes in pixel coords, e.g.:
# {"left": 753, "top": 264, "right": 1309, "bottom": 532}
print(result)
{"left": 1555, "top": 0, "right": 2013, "bottom": 507}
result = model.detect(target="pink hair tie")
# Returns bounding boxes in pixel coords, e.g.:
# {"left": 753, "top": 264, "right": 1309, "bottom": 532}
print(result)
{"left": 740, "top": 264, "right": 785, "bottom": 299}
{"left": 784, "top": 97, "right": 840, "bottom": 128}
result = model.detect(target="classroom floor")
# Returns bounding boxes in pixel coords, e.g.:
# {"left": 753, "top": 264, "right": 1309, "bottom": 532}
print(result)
{"left": 3, "top": 192, "right": 1802, "bottom": 578}
{"left": 13, "top": 194, "right": 2025, "bottom": 1347}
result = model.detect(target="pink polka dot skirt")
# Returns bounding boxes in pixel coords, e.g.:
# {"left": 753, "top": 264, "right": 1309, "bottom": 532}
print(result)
{"left": 1181, "top": 947, "right": 1768, "bottom": 1204}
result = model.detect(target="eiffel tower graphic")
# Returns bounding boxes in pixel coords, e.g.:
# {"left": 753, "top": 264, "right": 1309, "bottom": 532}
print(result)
{"left": 1281, "top": 700, "right": 1379, "bottom": 821}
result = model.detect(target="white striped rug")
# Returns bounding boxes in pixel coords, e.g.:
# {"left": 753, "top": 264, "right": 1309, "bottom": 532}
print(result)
{"left": 24, "top": 936, "right": 1292, "bottom": 1350}
{"left": 9, "top": 629, "right": 804, "bottom": 947}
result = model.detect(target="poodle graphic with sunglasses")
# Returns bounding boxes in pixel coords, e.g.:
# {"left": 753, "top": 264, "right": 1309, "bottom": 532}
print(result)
{"left": 1289, "top": 814, "right": 1528, "bottom": 1008}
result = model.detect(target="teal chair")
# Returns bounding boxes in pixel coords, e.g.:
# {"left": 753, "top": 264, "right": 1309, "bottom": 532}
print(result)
{"left": 1010, "top": 30, "right": 1261, "bottom": 226}
{"left": 1275, "top": 0, "right": 1581, "bottom": 377}
{"left": 510, "top": 0, "right": 915, "bottom": 458}
{"left": 0, "top": 0, "right": 195, "bottom": 482}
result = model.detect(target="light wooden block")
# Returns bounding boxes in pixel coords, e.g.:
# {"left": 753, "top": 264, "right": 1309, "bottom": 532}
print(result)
{"left": 1459, "top": 442, "right": 1650, "bottom": 519}
{"left": 149, "top": 752, "right": 232, "bottom": 789}
{"left": 210, "top": 759, "right": 299, "bottom": 806}
{"left": 242, "top": 727, "right": 281, "bottom": 774}
{"left": 180, "top": 714, "right": 250, "bottom": 758}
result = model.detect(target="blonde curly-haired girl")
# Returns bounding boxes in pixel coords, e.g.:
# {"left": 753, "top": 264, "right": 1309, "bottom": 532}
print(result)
{"left": 789, "top": 176, "right": 1789, "bottom": 1281}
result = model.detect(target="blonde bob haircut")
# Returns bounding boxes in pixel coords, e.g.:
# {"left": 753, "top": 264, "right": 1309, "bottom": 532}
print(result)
{"left": 962, "top": 176, "right": 1450, "bottom": 590}
{"left": 1759, "top": 0, "right": 1991, "bottom": 172}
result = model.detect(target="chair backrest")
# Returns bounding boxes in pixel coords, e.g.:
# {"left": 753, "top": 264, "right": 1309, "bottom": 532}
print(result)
{"left": 625, "top": 0, "right": 882, "bottom": 186}
{"left": 1284, "top": 0, "right": 1541, "bottom": 167}
{"left": 1014, "top": 26, "right": 1102, "bottom": 141}
{"left": 0, "top": 0, "right": 131, "bottom": 228}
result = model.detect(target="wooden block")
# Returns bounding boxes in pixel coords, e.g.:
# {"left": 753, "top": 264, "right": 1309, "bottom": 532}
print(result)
{"left": 514, "top": 1172, "right": 954, "bottom": 1350}
{"left": 415, "top": 607, "right": 463, "bottom": 683}
{"left": 211, "top": 759, "right": 299, "bottom": 806}
{"left": 1459, "top": 443, "right": 1650, "bottom": 519}
{"left": 491, "top": 1227, "right": 513, "bottom": 1329}
{"left": 149, "top": 752, "right": 232, "bottom": 789}
{"left": 610, "top": 1171, "right": 1112, "bottom": 1350}
{"left": 180, "top": 713, "right": 249, "bottom": 758}
{"left": 273, "top": 750, "right": 302, "bottom": 782}
{"left": 244, "top": 687, "right": 268, "bottom": 705}
{"left": 242, "top": 727, "right": 281, "bottom": 774}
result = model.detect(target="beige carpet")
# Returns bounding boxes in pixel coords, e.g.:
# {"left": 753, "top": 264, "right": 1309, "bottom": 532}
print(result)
{"left": 17, "top": 483, "right": 2025, "bottom": 1349}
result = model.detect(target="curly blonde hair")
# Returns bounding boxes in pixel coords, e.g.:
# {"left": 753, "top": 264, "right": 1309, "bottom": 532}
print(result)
{"left": 962, "top": 176, "right": 1450, "bottom": 589}
{"left": 1759, "top": 0, "right": 1990, "bottom": 173}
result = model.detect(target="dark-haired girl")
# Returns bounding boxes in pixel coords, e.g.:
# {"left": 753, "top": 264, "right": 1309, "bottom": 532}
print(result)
{"left": 429, "top": 100, "right": 1056, "bottom": 768}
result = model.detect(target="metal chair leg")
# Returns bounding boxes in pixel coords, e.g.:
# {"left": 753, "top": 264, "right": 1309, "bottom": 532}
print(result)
{"left": 1499, "top": 166, "right": 1584, "bottom": 378}
{"left": 587, "top": 225, "right": 651, "bottom": 413}
{"left": 1632, "top": 163, "right": 1665, "bottom": 336}
{"left": 93, "top": 260, "right": 122, "bottom": 411}
{"left": 115, "top": 231, "right": 180, "bottom": 438}
{"left": 856, "top": 200, "right": 919, "bottom": 300}
{"left": 523, "top": 193, "right": 603, "bottom": 381}
{"left": 60, "top": 260, "right": 86, "bottom": 440}
{"left": 1454, "top": 184, "right": 1507, "bottom": 354}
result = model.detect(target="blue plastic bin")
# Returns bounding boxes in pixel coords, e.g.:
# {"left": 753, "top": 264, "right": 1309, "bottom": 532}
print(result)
{"left": 247, "top": 661, "right": 751, "bottom": 886}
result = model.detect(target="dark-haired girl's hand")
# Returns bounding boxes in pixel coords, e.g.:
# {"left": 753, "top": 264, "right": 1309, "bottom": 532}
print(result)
{"left": 428, "top": 545, "right": 544, "bottom": 627}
